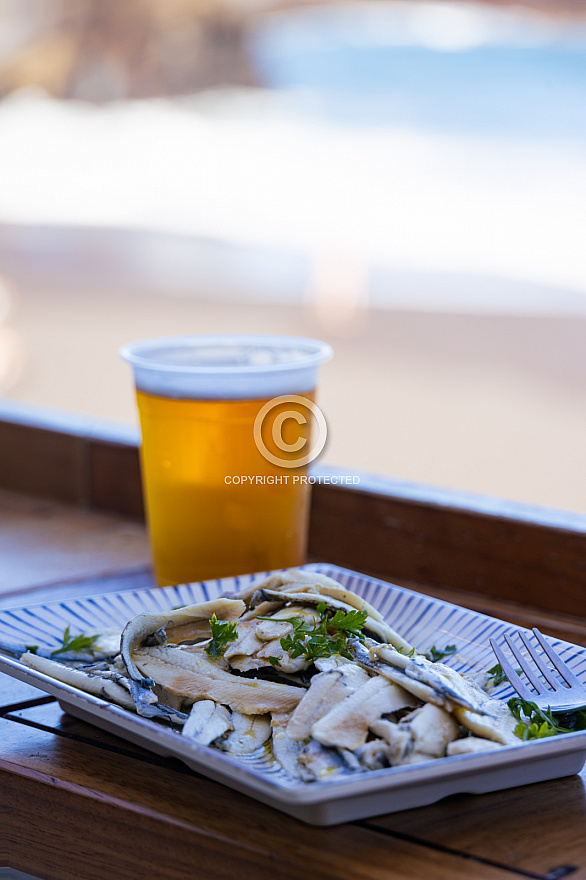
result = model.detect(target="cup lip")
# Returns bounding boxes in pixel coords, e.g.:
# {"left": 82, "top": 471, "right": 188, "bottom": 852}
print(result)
{"left": 119, "top": 334, "right": 333, "bottom": 375}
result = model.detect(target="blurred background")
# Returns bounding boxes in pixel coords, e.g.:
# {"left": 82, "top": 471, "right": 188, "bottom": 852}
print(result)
{"left": 0, "top": 0, "right": 585, "bottom": 511}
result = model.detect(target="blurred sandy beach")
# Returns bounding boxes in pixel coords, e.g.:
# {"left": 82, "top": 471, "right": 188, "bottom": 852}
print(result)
{"left": 0, "top": 3, "right": 585, "bottom": 515}
{"left": 2, "top": 233, "right": 586, "bottom": 516}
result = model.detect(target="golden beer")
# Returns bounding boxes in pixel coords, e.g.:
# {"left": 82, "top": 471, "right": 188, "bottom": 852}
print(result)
{"left": 137, "top": 390, "right": 314, "bottom": 585}
{"left": 122, "top": 336, "right": 332, "bottom": 586}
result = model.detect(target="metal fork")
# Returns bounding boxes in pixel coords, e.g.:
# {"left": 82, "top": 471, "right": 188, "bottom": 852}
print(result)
{"left": 489, "top": 628, "right": 586, "bottom": 713}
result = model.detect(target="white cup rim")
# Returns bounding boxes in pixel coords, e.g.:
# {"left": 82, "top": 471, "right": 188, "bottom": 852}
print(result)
{"left": 120, "top": 334, "right": 333, "bottom": 376}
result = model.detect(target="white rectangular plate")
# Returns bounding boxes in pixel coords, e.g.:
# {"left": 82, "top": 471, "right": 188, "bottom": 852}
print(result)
{"left": 1, "top": 563, "right": 585, "bottom": 825}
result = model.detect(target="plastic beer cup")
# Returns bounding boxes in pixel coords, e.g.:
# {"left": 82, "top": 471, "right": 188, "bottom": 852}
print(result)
{"left": 120, "top": 334, "right": 332, "bottom": 586}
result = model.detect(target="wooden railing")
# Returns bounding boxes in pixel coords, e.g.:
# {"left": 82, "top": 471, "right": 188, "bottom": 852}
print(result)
{"left": 2, "top": 398, "right": 586, "bottom": 639}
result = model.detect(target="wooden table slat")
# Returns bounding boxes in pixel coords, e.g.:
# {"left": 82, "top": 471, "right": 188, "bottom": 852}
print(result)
{"left": 4, "top": 701, "right": 201, "bottom": 773}
{"left": 366, "top": 775, "right": 586, "bottom": 879}
{"left": 0, "top": 673, "right": 50, "bottom": 712}
{"left": 0, "top": 716, "right": 518, "bottom": 880}
{"left": 4, "top": 699, "right": 586, "bottom": 880}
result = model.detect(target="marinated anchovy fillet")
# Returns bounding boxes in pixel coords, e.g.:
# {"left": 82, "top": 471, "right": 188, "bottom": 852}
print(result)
{"left": 287, "top": 666, "right": 370, "bottom": 741}
{"left": 312, "top": 677, "right": 417, "bottom": 751}
{"left": 22, "top": 652, "right": 137, "bottom": 710}
{"left": 183, "top": 701, "right": 233, "bottom": 745}
{"left": 232, "top": 570, "right": 386, "bottom": 624}
{"left": 370, "top": 703, "right": 460, "bottom": 765}
{"left": 447, "top": 737, "right": 501, "bottom": 756}
{"left": 249, "top": 589, "right": 410, "bottom": 650}
{"left": 22, "top": 651, "right": 190, "bottom": 722}
{"left": 223, "top": 609, "right": 318, "bottom": 674}
{"left": 223, "top": 621, "right": 265, "bottom": 664}
{"left": 271, "top": 712, "right": 310, "bottom": 780}
{"left": 373, "top": 645, "right": 488, "bottom": 712}
{"left": 18, "top": 569, "right": 527, "bottom": 782}
{"left": 297, "top": 738, "right": 362, "bottom": 781}
{"left": 133, "top": 646, "right": 304, "bottom": 714}
{"left": 349, "top": 640, "right": 487, "bottom": 714}
{"left": 121, "top": 597, "right": 246, "bottom": 682}
{"left": 454, "top": 703, "right": 519, "bottom": 745}
{"left": 217, "top": 712, "right": 272, "bottom": 754}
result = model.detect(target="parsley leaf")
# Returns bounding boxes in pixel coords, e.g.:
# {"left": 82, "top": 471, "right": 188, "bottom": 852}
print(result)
{"left": 268, "top": 656, "right": 280, "bottom": 667}
{"left": 328, "top": 608, "right": 369, "bottom": 637}
{"left": 205, "top": 614, "right": 238, "bottom": 660}
{"left": 25, "top": 645, "right": 39, "bottom": 655}
{"left": 507, "top": 697, "right": 586, "bottom": 740}
{"left": 508, "top": 698, "right": 560, "bottom": 739}
{"left": 486, "top": 662, "right": 523, "bottom": 687}
{"left": 486, "top": 662, "right": 508, "bottom": 686}
{"left": 429, "top": 644, "right": 457, "bottom": 663}
{"left": 51, "top": 626, "right": 99, "bottom": 657}
{"left": 278, "top": 602, "right": 367, "bottom": 664}
{"left": 515, "top": 720, "right": 556, "bottom": 741}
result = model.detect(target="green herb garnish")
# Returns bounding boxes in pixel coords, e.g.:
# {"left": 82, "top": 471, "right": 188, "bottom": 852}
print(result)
{"left": 507, "top": 697, "right": 586, "bottom": 741}
{"left": 51, "top": 626, "right": 98, "bottom": 657}
{"left": 268, "top": 656, "right": 280, "bottom": 667}
{"left": 205, "top": 614, "right": 238, "bottom": 660}
{"left": 279, "top": 602, "right": 367, "bottom": 663}
{"left": 508, "top": 698, "right": 560, "bottom": 740}
{"left": 519, "top": 720, "right": 557, "bottom": 740}
{"left": 429, "top": 644, "right": 457, "bottom": 663}
{"left": 397, "top": 646, "right": 416, "bottom": 657}
{"left": 25, "top": 645, "right": 38, "bottom": 655}
{"left": 328, "top": 607, "right": 369, "bottom": 638}
{"left": 486, "top": 662, "right": 507, "bottom": 686}
{"left": 486, "top": 662, "right": 523, "bottom": 687}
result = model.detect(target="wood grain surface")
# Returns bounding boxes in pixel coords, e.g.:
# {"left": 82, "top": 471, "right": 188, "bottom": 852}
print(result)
{"left": 0, "top": 489, "right": 150, "bottom": 596}
{"left": 367, "top": 776, "right": 586, "bottom": 879}
{"left": 0, "top": 706, "right": 544, "bottom": 880}
{"left": 0, "top": 675, "right": 48, "bottom": 713}
{"left": 309, "top": 482, "right": 586, "bottom": 618}
{"left": 0, "top": 419, "right": 87, "bottom": 504}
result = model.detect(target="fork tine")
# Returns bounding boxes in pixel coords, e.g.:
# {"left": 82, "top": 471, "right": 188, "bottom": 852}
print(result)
{"left": 489, "top": 637, "right": 533, "bottom": 701}
{"left": 517, "top": 630, "right": 560, "bottom": 690}
{"left": 503, "top": 633, "right": 547, "bottom": 694}
{"left": 532, "top": 629, "right": 581, "bottom": 687}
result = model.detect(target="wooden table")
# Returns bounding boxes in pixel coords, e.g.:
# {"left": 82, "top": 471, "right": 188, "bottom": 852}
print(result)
{"left": 2, "top": 404, "right": 586, "bottom": 880}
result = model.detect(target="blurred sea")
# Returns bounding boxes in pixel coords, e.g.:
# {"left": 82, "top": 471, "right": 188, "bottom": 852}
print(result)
{"left": 0, "top": 1, "right": 585, "bottom": 312}
{"left": 250, "top": 2, "right": 586, "bottom": 140}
